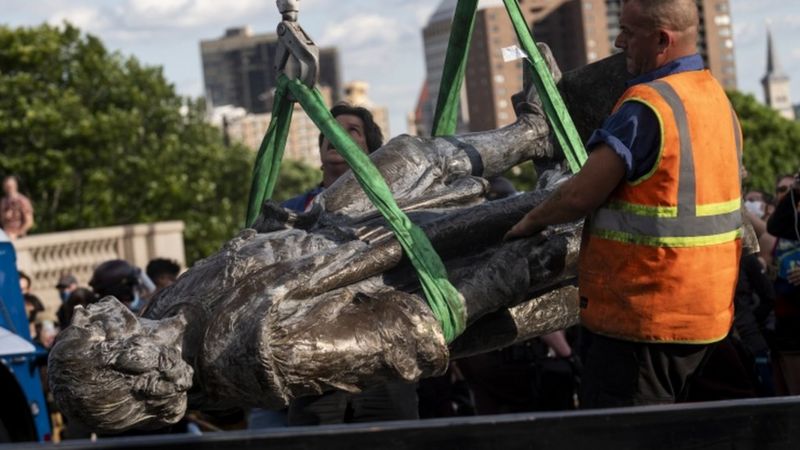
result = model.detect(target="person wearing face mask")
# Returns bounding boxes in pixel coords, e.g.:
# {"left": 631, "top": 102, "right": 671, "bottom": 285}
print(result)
{"left": 55, "top": 274, "right": 79, "bottom": 303}
{"left": 765, "top": 172, "right": 800, "bottom": 393}
{"left": 744, "top": 191, "right": 767, "bottom": 220}
{"left": 89, "top": 260, "right": 152, "bottom": 313}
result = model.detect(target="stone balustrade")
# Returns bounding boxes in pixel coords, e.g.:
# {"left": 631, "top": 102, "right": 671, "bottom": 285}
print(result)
{"left": 14, "top": 221, "right": 185, "bottom": 312}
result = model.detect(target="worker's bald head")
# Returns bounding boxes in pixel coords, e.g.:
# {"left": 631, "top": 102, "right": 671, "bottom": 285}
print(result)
{"left": 624, "top": 0, "right": 699, "bottom": 37}
{"left": 617, "top": 0, "right": 699, "bottom": 73}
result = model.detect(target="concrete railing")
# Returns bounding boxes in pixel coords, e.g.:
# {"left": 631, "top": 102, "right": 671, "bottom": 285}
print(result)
{"left": 14, "top": 221, "right": 185, "bottom": 311}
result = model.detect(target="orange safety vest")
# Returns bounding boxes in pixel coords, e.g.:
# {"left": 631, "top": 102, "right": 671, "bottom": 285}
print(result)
{"left": 578, "top": 70, "right": 743, "bottom": 344}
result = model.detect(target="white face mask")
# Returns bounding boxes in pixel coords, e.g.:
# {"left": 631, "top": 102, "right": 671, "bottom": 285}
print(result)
{"left": 744, "top": 200, "right": 765, "bottom": 217}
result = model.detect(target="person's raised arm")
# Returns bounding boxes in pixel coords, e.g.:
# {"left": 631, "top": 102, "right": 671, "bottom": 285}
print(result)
{"left": 505, "top": 145, "right": 626, "bottom": 240}
{"left": 21, "top": 197, "right": 34, "bottom": 236}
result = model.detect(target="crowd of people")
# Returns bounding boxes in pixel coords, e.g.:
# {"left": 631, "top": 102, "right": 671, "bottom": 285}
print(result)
{"left": 5, "top": 0, "right": 800, "bottom": 441}
{"left": 17, "top": 257, "right": 182, "bottom": 440}
{"left": 739, "top": 174, "right": 800, "bottom": 395}
{"left": 19, "top": 258, "right": 181, "bottom": 348}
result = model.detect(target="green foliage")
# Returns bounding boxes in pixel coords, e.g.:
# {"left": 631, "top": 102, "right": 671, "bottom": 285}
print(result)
{"left": 502, "top": 160, "right": 538, "bottom": 193}
{"left": 0, "top": 23, "right": 317, "bottom": 263}
{"left": 728, "top": 90, "right": 800, "bottom": 194}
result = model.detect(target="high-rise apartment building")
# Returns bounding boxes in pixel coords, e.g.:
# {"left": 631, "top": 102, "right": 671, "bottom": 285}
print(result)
{"left": 422, "top": 1, "right": 535, "bottom": 133}
{"left": 421, "top": 1, "right": 473, "bottom": 135}
{"left": 521, "top": 0, "right": 611, "bottom": 72}
{"left": 417, "top": 0, "right": 737, "bottom": 134}
{"left": 463, "top": 6, "right": 527, "bottom": 131}
{"left": 343, "top": 81, "right": 391, "bottom": 137}
{"left": 210, "top": 86, "right": 335, "bottom": 166}
{"left": 201, "top": 26, "right": 341, "bottom": 114}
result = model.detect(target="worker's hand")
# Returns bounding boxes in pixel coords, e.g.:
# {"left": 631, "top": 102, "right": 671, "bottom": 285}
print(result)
{"left": 504, "top": 210, "right": 544, "bottom": 241}
{"left": 788, "top": 267, "right": 800, "bottom": 286}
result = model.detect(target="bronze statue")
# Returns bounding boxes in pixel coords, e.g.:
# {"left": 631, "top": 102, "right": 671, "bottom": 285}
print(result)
{"left": 49, "top": 50, "right": 633, "bottom": 433}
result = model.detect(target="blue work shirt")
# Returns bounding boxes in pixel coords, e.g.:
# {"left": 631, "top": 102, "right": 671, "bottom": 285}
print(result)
{"left": 586, "top": 54, "right": 706, "bottom": 181}
{"left": 281, "top": 186, "right": 324, "bottom": 212}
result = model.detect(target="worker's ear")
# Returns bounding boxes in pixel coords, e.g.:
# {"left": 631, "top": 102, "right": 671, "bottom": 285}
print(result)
{"left": 657, "top": 29, "right": 671, "bottom": 53}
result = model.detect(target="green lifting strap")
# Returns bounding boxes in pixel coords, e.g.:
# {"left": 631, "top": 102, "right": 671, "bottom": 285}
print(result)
{"left": 431, "top": 0, "right": 587, "bottom": 173}
{"left": 502, "top": 0, "right": 587, "bottom": 172}
{"left": 431, "top": 0, "right": 479, "bottom": 137}
{"left": 246, "top": 81, "right": 294, "bottom": 226}
{"left": 246, "top": 75, "right": 467, "bottom": 342}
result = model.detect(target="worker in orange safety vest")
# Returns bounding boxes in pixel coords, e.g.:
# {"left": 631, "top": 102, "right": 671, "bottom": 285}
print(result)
{"left": 505, "top": 0, "right": 742, "bottom": 407}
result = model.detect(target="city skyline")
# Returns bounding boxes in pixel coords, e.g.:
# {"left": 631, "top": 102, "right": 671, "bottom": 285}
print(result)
{"left": 4, "top": 0, "right": 800, "bottom": 135}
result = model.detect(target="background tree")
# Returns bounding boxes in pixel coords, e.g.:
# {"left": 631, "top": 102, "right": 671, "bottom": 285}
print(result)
{"left": 0, "top": 23, "right": 319, "bottom": 263}
{"left": 502, "top": 161, "right": 537, "bottom": 193}
{"left": 728, "top": 90, "right": 800, "bottom": 193}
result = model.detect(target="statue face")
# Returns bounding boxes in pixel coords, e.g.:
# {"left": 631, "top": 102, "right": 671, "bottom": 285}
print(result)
{"left": 49, "top": 297, "right": 193, "bottom": 432}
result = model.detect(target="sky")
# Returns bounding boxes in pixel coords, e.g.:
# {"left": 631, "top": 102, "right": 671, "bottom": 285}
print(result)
{"left": 3, "top": 0, "right": 800, "bottom": 136}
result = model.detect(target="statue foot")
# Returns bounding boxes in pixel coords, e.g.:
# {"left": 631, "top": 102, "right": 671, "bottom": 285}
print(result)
{"left": 512, "top": 42, "right": 562, "bottom": 118}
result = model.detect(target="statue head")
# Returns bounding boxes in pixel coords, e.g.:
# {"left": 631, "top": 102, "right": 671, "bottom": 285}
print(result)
{"left": 48, "top": 297, "right": 193, "bottom": 433}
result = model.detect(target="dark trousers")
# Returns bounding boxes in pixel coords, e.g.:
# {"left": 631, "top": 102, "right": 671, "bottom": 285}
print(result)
{"left": 579, "top": 328, "right": 714, "bottom": 408}
{"left": 288, "top": 381, "right": 419, "bottom": 425}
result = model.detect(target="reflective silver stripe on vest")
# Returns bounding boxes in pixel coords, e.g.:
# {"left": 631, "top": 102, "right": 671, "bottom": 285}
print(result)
{"left": 593, "top": 207, "right": 742, "bottom": 238}
{"left": 649, "top": 81, "right": 696, "bottom": 217}
{"left": 591, "top": 79, "right": 741, "bottom": 245}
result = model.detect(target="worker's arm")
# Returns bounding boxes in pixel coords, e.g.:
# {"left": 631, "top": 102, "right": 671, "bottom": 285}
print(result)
{"left": 505, "top": 145, "right": 626, "bottom": 240}
{"left": 743, "top": 209, "right": 767, "bottom": 238}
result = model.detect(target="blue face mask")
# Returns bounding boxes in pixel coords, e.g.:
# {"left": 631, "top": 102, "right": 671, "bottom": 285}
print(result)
{"left": 59, "top": 290, "right": 70, "bottom": 302}
{"left": 129, "top": 292, "right": 143, "bottom": 313}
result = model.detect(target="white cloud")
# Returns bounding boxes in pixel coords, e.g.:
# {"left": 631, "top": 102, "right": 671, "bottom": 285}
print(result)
{"left": 320, "top": 14, "right": 407, "bottom": 48}
{"left": 778, "top": 14, "right": 800, "bottom": 28}
{"left": 731, "top": 0, "right": 786, "bottom": 15}
{"left": 48, "top": 6, "right": 111, "bottom": 31}
{"left": 128, "top": 0, "right": 267, "bottom": 28}
{"left": 125, "top": 0, "right": 191, "bottom": 19}
{"left": 733, "top": 21, "right": 760, "bottom": 46}
{"left": 413, "top": 4, "right": 438, "bottom": 27}
{"left": 48, "top": 0, "right": 274, "bottom": 39}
